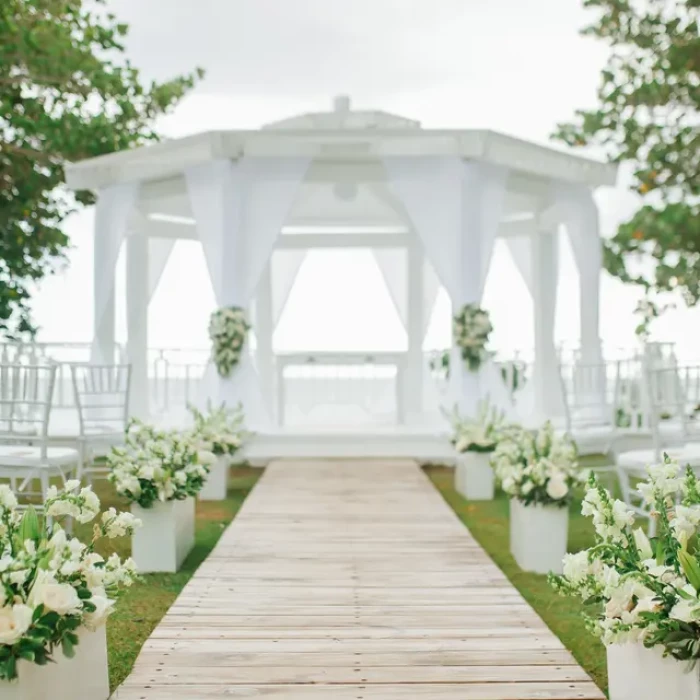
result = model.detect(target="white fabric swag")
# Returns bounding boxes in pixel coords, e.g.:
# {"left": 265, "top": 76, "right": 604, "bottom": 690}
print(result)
{"left": 551, "top": 183, "right": 602, "bottom": 364}
{"left": 271, "top": 249, "right": 307, "bottom": 330}
{"left": 382, "top": 156, "right": 509, "bottom": 416}
{"left": 185, "top": 157, "right": 310, "bottom": 428}
{"left": 92, "top": 181, "right": 140, "bottom": 363}
{"left": 148, "top": 238, "right": 176, "bottom": 301}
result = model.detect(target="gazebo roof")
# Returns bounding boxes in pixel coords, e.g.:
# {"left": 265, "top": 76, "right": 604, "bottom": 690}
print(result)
{"left": 64, "top": 96, "right": 617, "bottom": 192}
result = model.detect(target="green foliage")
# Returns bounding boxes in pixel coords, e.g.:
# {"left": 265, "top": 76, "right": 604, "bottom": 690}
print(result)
{"left": 555, "top": 0, "right": 699, "bottom": 309}
{"left": 0, "top": 0, "right": 202, "bottom": 337}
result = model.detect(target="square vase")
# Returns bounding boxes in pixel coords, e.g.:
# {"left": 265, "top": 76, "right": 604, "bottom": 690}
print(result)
{"left": 0, "top": 626, "right": 109, "bottom": 700}
{"left": 510, "top": 498, "right": 568, "bottom": 574}
{"left": 198, "top": 455, "right": 230, "bottom": 501}
{"left": 607, "top": 643, "right": 700, "bottom": 700}
{"left": 131, "top": 497, "right": 195, "bottom": 573}
{"left": 454, "top": 452, "right": 494, "bottom": 501}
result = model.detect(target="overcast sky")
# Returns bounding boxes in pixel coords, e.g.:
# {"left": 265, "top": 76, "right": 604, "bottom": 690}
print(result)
{"left": 31, "top": 0, "right": 698, "bottom": 361}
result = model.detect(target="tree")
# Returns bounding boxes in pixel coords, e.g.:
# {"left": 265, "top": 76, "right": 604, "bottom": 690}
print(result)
{"left": 555, "top": 0, "right": 699, "bottom": 319}
{"left": 0, "top": 0, "right": 202, "bottom": 337}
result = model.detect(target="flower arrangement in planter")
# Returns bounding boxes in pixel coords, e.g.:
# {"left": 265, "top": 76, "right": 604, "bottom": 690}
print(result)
{"left": 446, "top": 400, "right": 507, "bottom": 501}
{"left": 188, "top": 402, "right": 251, "bottom": 501}
{"left": 208, "top": 306, "right": 251, "bottom": 378}
{"left": 550, "top": 457, "right": 700, "bottom": 700}
{"left": 108, "top": 420, "right": 216, "bottom": 573}
{"left": 452, "top": 304, "right": 493, "bottom": 372}
{"left": 0, "top": 482, "right": 138, "bottom": 698}
{"left": 492, "top": 421, "right": 581, "bottom": 573}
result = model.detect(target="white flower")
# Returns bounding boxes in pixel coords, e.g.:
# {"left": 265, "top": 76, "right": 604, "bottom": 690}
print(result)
{"left": 29, "top": 571, "right": 82, "bottom": 616}
{"left": 562, "top": 551, "right": 591, "bottom": 584}
{"left": 83, "top": 589, "right": 115, "bottom": 631}
{"left": 0, "top": 486, "right": 17, "bottom": 510}
{"left": 670, "top": 597, "right": 700, "bottom": 623}
{"left": 0, "top": 604, "right": 33, "bottom": 645}
{"left": 546, "top": 475, "right": 569, "bottom": 501}
{"left": 633, "top": 528, "right": 653, "bottom": 560}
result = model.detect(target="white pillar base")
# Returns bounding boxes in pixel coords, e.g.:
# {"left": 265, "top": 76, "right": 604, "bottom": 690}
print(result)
{"left": 3, "top": 627, "right": 109, "bottom": 700}
{"left": 509, "top": 499, "right": 568, "bottom": 574}
{"left": 198, "top": 455, "right": 230, "bottom": 501}
{"left": 607, "top": 643, "right": 700, "bottom": 700}
{"left": 131, "top": 497, "right": 195, "bottom": 573}
{"left": 454, "top": 452, "right": 495, "bottom": 501}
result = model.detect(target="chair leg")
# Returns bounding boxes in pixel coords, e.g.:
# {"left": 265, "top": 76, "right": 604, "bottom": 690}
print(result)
{"left": 40, "top": 472, "right": 50, "bottom": 503}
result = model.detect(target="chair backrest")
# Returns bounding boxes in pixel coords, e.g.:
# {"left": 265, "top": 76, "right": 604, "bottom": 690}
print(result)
{"left": 646, "top": 364, "right": 700, "bottom": 457}
{"left": 70, "top": 364, "right": 132, "bottom": 436}
{"left": 559, "top": 361, "right": 615, "bottom": 432}
{"left": 0, "top": 364, "right": 57, "bottom": 455}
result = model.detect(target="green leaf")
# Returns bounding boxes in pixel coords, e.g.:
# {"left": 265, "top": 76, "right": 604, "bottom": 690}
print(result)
{"left": 18, "top": 506, "right": 40, "bottom": 543}
{"left": 678, "top": 549, "right": 700, "bottom": 592}
{"left": 61, "top": 635, "right": 75, "bottom": 659}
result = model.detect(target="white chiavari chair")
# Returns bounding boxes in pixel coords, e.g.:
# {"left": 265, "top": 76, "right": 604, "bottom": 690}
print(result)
{"left": 0, "top": 364, "right": 80, "bottom": 503}
{"left": 70, "top": 363, "right": 131, "bottom": 482}
{"left": 616, "top": 364, "right": 700, "bottom": 535}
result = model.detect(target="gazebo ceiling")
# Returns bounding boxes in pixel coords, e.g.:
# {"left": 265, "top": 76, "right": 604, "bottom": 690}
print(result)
{"left": 65, "top": 96, "right": 617, "bottom": 193}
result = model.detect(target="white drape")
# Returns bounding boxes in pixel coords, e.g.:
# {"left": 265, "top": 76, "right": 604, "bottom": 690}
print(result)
{"left": 148, "top": 238, "right": 176, "bottom": 301}
{"left": 271, "top": 249, "right": 307, "bottom": 329}
{"left": 382, "top": 157, "right": 509, "bottom": 416}
{"left": 372, "top": 249, "right": 408, "bottom": 329}
{"left": 551, "top": 183, "right": 602, "bottom": 364}
{"left": 185, "top": 157, "right": 310, "bottom": 428}
{"left": 504, "top": 228, "right": 535, "bottom": 297}
{"left": 371, "top": 251, "right": 440, "bottom": 339}
{"left": 92, "top": 181, "right": 140, "bottom": 363}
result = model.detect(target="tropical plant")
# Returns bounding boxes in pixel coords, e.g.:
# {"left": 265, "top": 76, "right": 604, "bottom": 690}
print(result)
{"left": 555, "top": 0, "right": 700, "bottom": 320}
{"left": 0, "top": 0, "right": 202, "bottom": 337}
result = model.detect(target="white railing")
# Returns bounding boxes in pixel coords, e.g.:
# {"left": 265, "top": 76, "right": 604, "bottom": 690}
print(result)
{"left": 276, "top": 352, "right": 405, "bottom": 427}
{"left": 1, "top": 340, "right": 692, "bottom": 429}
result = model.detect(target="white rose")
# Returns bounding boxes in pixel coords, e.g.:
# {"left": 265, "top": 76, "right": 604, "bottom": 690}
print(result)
{"left": 29, "top": 572, "right": 82, "bottom": 616}
{"left": 546, "top": 475, "right": 569, "bottom": 501}
{"left": 0, "top": 605, "right": 33, "bottom": 645}
{"left": 83, "top": 589, "right": 115, "bottom": 631}
{"left": 670, "top": 597, "right": 700, "bottom": 623}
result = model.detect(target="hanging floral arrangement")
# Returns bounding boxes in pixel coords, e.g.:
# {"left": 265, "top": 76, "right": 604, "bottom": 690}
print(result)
{"left": 452, "top": 303, "right": 493, "bottom": 372}
{"left": 208, "top": 306, "right": 251, "bottom": 379}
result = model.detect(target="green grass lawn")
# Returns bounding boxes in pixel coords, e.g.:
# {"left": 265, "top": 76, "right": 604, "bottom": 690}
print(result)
{"left": 425, "top": 459, "right": 617, "bottom": 694}
{"left": 69, "top": 465, "right": 262, "bottom": 691}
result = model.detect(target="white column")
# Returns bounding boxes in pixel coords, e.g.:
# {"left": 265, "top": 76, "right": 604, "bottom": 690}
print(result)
{"left": 255, "top": 263, "right": 275, "bottom": 422}
{"left": 94, "top": 280, "right": 115, "bottom": 365}
{"left": 126, "top": 233, "right": 149, "bottom": 419}
{"left": 531, "top": 226, "right": 564, "bottom": 421}
{"left": 579, "top": 249, "right": 603, "bottom": 366}
{"left": 404, "top": 239, "right": 424, "bottom": 424}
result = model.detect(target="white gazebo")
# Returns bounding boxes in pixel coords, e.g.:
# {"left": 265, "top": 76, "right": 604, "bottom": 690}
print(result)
{"left": 65, "top": 96, "right": 617, "bottom": 457}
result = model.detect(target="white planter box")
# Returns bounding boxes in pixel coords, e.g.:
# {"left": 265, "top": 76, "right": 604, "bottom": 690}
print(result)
{"left": 607, "top": 643, "right": 700, "bottom": 700}
{"left": 0, "top": 627, "right": 109, "bottom": 700}
{"left": 454, "top": 452, "right": 494, "bottom": 501}
{"left": 131, "top": 497, "right": 195, "bottom": 573}
{"left": 510, "top": 498, "right": 568, "bottom": 574}
{"left": 198, "top": 455, "right": 230, "bottom": 501}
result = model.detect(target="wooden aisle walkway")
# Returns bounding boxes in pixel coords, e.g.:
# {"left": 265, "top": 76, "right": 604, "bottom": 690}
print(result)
{"left": 116, "top": 460, "right": 604, "bottom": 699}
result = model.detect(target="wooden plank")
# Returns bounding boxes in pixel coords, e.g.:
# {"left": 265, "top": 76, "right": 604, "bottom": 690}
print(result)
{"left": 115, "top": 683, "right": 604, "bottom": 699}
{"left": 114, "top": 459, "right": 604, "bottom": 700}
